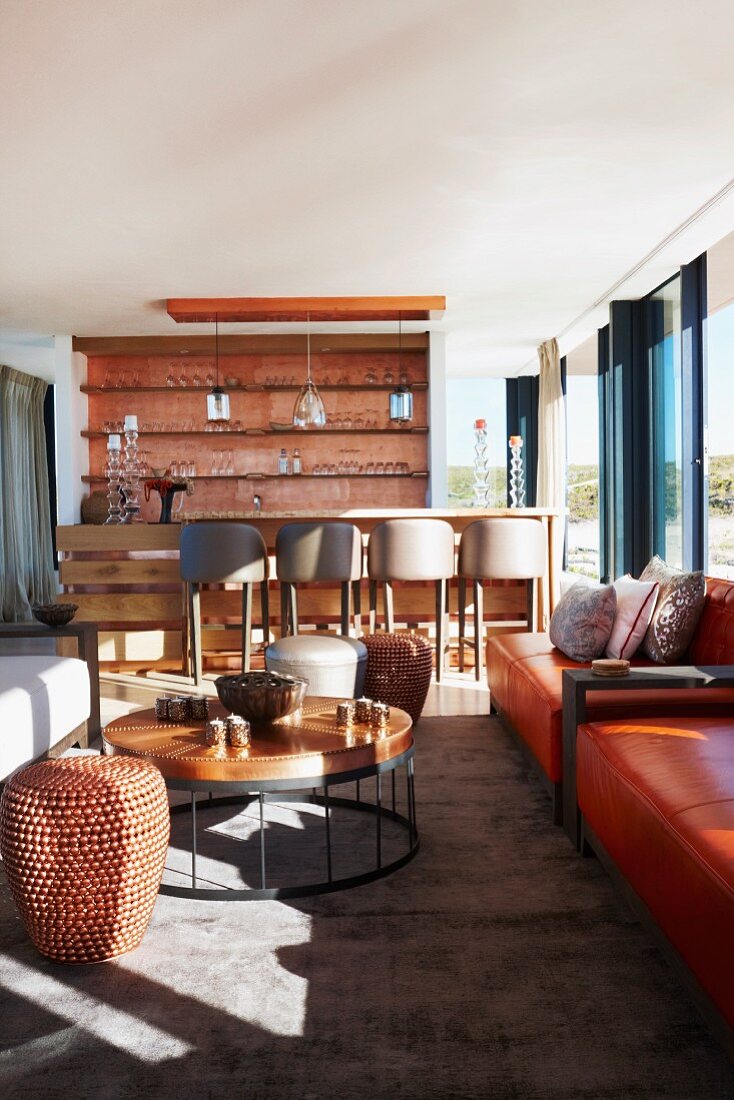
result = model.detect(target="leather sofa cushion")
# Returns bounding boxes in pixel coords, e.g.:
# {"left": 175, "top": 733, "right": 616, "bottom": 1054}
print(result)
{"left": 577, "top": 717, "right": 734, "bottom": 1027}
{"left": 689, "top": 576, "right": 734, "bottom": 664}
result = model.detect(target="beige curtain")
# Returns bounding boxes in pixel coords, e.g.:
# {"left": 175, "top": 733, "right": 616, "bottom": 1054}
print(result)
{"left": 536, "top": 338, "right": 566, "bottom": 609}
{"left": 0, "top": 366, "right": 56, "bottom": 620}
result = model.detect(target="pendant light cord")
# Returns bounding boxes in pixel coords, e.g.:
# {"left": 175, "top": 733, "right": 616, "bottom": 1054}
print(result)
{"left": 306, "top": 311, "right": 312, "bottom": 383}
{"left": 215, "top": 313, "right": 220, "bottom": 387}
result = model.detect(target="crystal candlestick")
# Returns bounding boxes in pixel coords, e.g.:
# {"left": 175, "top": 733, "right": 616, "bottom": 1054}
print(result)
{"left": 121, "top": 415, "right": 144, "bottom": 523}
{"left": 104, "top": 435, "right": 123, "bottom": 524}
{"left": 473, "top": 418, "right": 490, "bottom": 507}
{"left": 509, "top": 435, "right": 526, "bottom": 508}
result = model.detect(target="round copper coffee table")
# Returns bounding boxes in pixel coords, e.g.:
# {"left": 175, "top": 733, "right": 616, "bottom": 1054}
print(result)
{"left": 103, "top": 697, "right": 417, "bottom": 901}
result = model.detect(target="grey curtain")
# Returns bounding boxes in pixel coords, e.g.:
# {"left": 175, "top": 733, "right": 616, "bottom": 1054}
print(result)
{"left": 0, "top": 365, "right": 56, "bottom": 620}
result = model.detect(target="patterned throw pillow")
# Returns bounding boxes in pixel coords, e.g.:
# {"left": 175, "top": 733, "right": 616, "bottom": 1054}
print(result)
{"left": 549, "top": 582, "right": 617, "bottom": 663}
{"left": 639, "top": 556, "right": 706, "bottom": 664}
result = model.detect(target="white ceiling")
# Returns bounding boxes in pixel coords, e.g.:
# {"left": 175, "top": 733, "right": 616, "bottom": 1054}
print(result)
{"left": 2, "top": 0, "right": 734, "bottom": 379}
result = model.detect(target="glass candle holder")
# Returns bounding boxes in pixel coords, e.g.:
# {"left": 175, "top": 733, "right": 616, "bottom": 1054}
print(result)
{"left": 104, "top": 435, "right": 123, "bottom": 524}
{"left": 509, "top": 435, "right": 526, "bottom": 508}
{"left": 473, "top": 418, "right": 490, "bottom": 507}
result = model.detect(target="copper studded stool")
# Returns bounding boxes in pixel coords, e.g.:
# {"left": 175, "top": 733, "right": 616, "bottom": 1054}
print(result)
{"left": 0, "top": 756, "right": 170, "bottom": 964}
{"left": 362, "top": 632, "right": 434, "bottom": 722}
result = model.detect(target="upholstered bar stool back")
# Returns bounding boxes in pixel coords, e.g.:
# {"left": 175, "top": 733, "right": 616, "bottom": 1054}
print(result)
{"left": 275, "top": 522, "right": 363, "bottom": 637}
{"left": 180, "top": 522, "right": 269, "bottom": 684}
{"left": 457, "top": 518, "right": 547, "bottom": 680}
{"left": 367, "top": 519, "right": 456, "bottom": 682}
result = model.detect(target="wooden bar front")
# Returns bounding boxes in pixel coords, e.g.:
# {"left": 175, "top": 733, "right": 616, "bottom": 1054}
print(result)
{"left": 57, "top": 509, "right": 558, "bottom": 671}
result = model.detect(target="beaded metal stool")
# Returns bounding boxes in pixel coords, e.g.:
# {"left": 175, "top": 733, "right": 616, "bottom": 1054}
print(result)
{"left": 362, "top": 632, "right": 433, "bottom": 722}
{"left": 0, "top": 756, "right": 169, "bottom": 964}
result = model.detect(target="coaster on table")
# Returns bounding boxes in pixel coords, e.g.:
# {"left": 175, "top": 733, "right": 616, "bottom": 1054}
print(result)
{"left": 591, "top": 658, "right": 631, "bottom": 677}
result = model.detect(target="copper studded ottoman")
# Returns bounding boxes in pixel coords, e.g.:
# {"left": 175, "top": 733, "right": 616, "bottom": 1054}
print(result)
{"left": 0, "top": 755, "right": 170, "bottom": 963}
{"left": 362, "top": 632, "right": 433, "bottom": 722}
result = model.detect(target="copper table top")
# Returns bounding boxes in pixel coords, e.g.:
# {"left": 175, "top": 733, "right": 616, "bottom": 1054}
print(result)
{"left": 102, "top": 697, "right": 413, "bottom": 784}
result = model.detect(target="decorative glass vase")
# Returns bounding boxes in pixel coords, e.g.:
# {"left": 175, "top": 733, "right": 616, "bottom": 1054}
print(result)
{"left": 104, "top": 447, "right": 123, "bottom": 524}
{"left": 121, "top": 425, "right": 144, "bottom": 523}
{"left": 509, "top": 435, "right": 525, "bottom": 508}
{"left": 472, "top": 419, "right": 490, "bottom": 507}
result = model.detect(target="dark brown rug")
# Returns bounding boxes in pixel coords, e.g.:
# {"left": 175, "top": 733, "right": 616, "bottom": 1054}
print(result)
{"left": 1, "top": 715, "right": 733, "bottom": 1099}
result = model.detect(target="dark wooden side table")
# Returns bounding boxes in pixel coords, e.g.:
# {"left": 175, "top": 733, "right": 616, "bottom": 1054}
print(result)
{"left": 0, "top": 621, "right": 101, "bottom": 741}
{"left": 562, "top": 665, "right": 734, "bottom": 850}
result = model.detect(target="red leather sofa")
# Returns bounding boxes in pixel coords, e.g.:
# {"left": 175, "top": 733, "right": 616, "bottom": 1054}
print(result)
{"left": 486, "top": 576, "right": 734, "bottom": 822}
{"left": 488, "top": 576, "right": 734, "bottom": 1041}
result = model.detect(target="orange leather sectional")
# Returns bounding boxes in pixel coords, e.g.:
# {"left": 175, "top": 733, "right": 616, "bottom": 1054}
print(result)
{"left": 486, "top": 577, "right": 734, "bottom": 817}
{"left": 487, "top": 576, "right": 734, "bottom": 1037}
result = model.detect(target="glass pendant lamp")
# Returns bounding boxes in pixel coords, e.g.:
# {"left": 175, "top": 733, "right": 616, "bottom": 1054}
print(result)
{"left": 389, "top": 314, "right": 413, "bottom": 423}
{"left": 293, "top": 312, "right": 326, "bottom": 428}
{"left": 207, "top": 315, "right": 230, "bottom": 422}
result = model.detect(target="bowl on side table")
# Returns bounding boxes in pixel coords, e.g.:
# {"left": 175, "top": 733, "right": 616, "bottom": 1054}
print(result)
{"left": 215, "top": 671, "right": 308, "bottom": 724}
{"left": 31, "top": 603, "right": 79, "bottom": 627}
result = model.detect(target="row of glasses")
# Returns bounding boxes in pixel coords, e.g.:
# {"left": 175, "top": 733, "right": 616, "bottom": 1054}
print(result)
{"left": 102, "top": 369, "right": 141, "bottom": 389}
{"left": 262, "top": 375, "right": 298, "bottom": 387}
{"left": 364, "top": 367, "right": 411, "bottom": 386}
{"left": 211, "top": 450, "right": 235, "bottom": 476}
{"left": 326, "top": 409, "right": 384, "bottom": 430}
{"left": 365, "top": 462, "right": 411, "bottom": 476}
{"left": 166, "top": 363, "right": 215, "bottom": 388}
{"left": 101, "top": 419, "right": 244, "bottom": 434}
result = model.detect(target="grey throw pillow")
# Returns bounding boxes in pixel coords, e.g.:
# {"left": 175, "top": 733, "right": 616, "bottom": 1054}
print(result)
{"left": 549, "top": 582, "right": 617, "bottom": 662}
{"left": 639, "top": 555, "right": 706, "bottom": 663}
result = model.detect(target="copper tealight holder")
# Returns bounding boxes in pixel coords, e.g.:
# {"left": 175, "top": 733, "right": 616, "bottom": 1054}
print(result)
{"left": 154, "top": 696, "right": 170, "bottom": 721}
{"left": 205, "top": 719, "right": 227, "bottom": 747}
{"left": 370, "top": 702, "right": 390, "bottom": 728}
{"left": 226, "top": 715, "right": 251, "bottom": 748}
{"left": 336, "top": 701, "right": 356, "bottom": 730}
{"left": 354, "top": 697, "right": 373, "bottom": 724}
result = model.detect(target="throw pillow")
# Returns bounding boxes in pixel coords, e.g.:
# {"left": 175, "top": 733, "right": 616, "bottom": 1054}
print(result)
{"left": 605, "top": 575, "right": 659, "bottom": 660}
{"left": 639, "top": 555, "right": 706, "bottom": 663}
{"left": 549, "top": 581, "right": 617, "bottom": 662}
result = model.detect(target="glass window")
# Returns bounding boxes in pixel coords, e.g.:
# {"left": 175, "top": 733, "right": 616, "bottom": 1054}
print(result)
{"left": 446, "top": 378, "right": 507, "bottom": 507}
{"left": 705, "top": 230, "right": 734, "bottom": 579}
{"left": 647, "top": 276, "right": 683, "bottom": 568}
{"left": 565, "top": 336, "right": 600, "bottom": 578}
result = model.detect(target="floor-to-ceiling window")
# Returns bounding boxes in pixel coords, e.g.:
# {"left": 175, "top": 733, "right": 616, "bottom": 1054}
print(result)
{"left": 705, "top": 231, "right": 734, "bottom": 578}
{"left": 647, "top": 275, "right": 683, "bottom": 568}
{"left": 565, "top": 336, "right": 600, "bottom": 578}
{"left": 446, "top": 378, "right": 507, "bottom": 506}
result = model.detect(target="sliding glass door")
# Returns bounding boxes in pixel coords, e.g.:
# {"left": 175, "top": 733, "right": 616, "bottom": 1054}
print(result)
{"left": 647, "top": 275, "right": 683, "bottom": 568}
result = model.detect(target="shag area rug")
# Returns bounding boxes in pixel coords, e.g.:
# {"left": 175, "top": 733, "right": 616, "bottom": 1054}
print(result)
{"left": 1, "top": 715, "right": 733, "bottom": 1099}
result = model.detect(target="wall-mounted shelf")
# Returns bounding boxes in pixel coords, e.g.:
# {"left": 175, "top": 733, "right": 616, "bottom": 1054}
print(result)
{"left": 80, "top": 383, "right": 428, "bottom": 395}
{"left": 83, "top": 472, "right": 429, "bottom": 484}
{"left": 82, "top": 427, "right": 428, "bottom": 438}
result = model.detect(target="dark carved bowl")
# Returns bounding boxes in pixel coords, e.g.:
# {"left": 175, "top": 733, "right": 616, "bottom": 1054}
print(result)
{"left": 31, "top": 603, "right": 79, "bottom": 627}
{"left": 215, "top": 671, "right": 308, "bottom": 724}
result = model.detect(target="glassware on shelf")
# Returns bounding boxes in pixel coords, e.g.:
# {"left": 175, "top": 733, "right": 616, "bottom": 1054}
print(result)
{"left": 166, "top": 364, "right": 176, "bottom": 387}
{"left": 383, "top": 367, "right": 394, "bottom": 385}
{"left": 178, "top": 370, "right": 188, "bottom": 388}
{"left": 366, "top": 462, "right": 375, "bottom": 475}
{"left": 205, "top": 371, "right": 215, "bottom": 388}
{"left": 375, "top": 462, "right": 385, "bottom": 476}
{"left": 365, "top": 367, "right": 377, "bottom": 385}
{"left": 192, "top": 366, "right": 202, "bottom": 387}
{"left": 385, "top": 462, "right": 395, "bottom": 476}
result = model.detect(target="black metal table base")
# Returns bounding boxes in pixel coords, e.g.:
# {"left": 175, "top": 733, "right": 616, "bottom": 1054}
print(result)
{"left": 160, "top": 753, "right": 418, "bottom": 902}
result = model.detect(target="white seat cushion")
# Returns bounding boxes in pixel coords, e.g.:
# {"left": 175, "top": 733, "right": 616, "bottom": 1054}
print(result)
{"left": 0, "top": 656, "right": 90, "bottom": 781}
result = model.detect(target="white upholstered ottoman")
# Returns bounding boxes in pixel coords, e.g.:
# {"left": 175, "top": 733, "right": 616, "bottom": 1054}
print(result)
{"left": 265, "top": 635, "right": 367, "bottom": 698}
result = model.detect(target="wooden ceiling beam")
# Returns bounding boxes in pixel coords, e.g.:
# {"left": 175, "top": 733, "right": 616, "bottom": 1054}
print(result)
{"left": 166, "top": 295, "right": 445, "bottom": 323}
{"left": 72, "top": 333, "right": 430, "bottom": 357}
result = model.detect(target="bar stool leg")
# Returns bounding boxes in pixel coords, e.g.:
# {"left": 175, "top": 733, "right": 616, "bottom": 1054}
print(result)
{"left": 473, "top": 579, "right": 484, "bottom": 683}
{"left": 527, "top": 577, "right": 536, "bottom": 633}
{"left": 435, "top": 579, "right": 446, "bottom": 683}
{"left": 260, "top": 580, "right": 270, "bottom": 647}
{"left": 352, "top": 579, "right": 362, "bottom": 636}
{"left": 445, "top": 578, "right": 451, "bottom": 674}
{"left": 190, "top": 583, "right": 203, "bottom": 686}
{"left": 340, "top": 581, "right": 350, "bottom": 637}
{"left": 289, "top": 584, "right": 299, "bottom": 636}
{"left": 241, "top": 582, "right": 253, "bottom": 672}
{"left": 383, "top": 581, "right": 394, "bottom": 633}
{"left": 369, "top": 580, "right": 378, "bottom": 634}
{"left": 458, "top": 577, "right": 466, "bottom": 673}
{"left": 280, "top": 584, "right": 290, "bottom": 639}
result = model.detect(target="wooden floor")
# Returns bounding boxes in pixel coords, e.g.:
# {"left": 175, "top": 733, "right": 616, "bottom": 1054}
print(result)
{"left": 99, "top": 668, "right": 489, "bottom": 726}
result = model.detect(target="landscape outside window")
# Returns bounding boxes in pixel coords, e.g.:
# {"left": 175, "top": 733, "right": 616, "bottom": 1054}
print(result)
{"left": 446, "top": 378, "right": 506, "bottom": 506}
{"left": 706, "top": 229, "right": 734, "bottom": 579}
{"left": 566, "top": 339, "right": 600, "bottom": 578}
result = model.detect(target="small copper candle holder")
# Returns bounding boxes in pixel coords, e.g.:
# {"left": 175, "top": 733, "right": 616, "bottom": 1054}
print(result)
{"left": 205, "top": 719, "right": 227, "bottom": 747}
{"left": 336, "top": 701, "right": 356, "bottom": 729}
{"left": 370, "top": 702, "right": 390, "bottom": 728}
{"left": 226, "top": 715, "right": 251, "bottom": 748}
{"left": 190, "top": 696, "right": 210, "bottom": 721}
{"left": 167, "top": 697, "right": 191, "bottom": 723}
{"left": 154, "top": 696, "right": 170, "bottom": 721}
{"left": 354, "top": 697, "right": 373, "bottom": 724}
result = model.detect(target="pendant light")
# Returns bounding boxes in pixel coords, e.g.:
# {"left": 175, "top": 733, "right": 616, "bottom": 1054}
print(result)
{"left": 389, "top": 314, "right": 414, "bottom": 423}
{"left": 207, "top": 314, "right": 230, "bottom": 422}
{"left": 293, "top": 312, "right": 326, "bottom": 428}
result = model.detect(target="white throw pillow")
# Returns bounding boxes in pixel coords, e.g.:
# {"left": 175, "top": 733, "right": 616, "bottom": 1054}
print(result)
{"left": 605, "top": 575, "right": 659, "bottom": 660}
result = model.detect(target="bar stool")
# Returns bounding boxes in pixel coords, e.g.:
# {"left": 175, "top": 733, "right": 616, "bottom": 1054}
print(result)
{"left": 367, "top": 519, "right": 456, "bottom": 682}
{"left": 457, "top": 518, "right": 547, "bottom": 681}
{"left": 275, "top": 522, "right": 363, "bottom": 637}
{"left": 180, "top": 522, "right": 269, "bottom": 685}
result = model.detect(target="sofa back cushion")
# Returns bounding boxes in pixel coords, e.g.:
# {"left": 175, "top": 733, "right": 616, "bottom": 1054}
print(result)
{"left": 688, "top": 576, "right": 734, "bottom": 665}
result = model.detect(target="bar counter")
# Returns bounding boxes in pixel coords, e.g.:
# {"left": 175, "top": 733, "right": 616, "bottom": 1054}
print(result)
{"left": 57, "top": 508, "right": 558, "bottom": 670}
